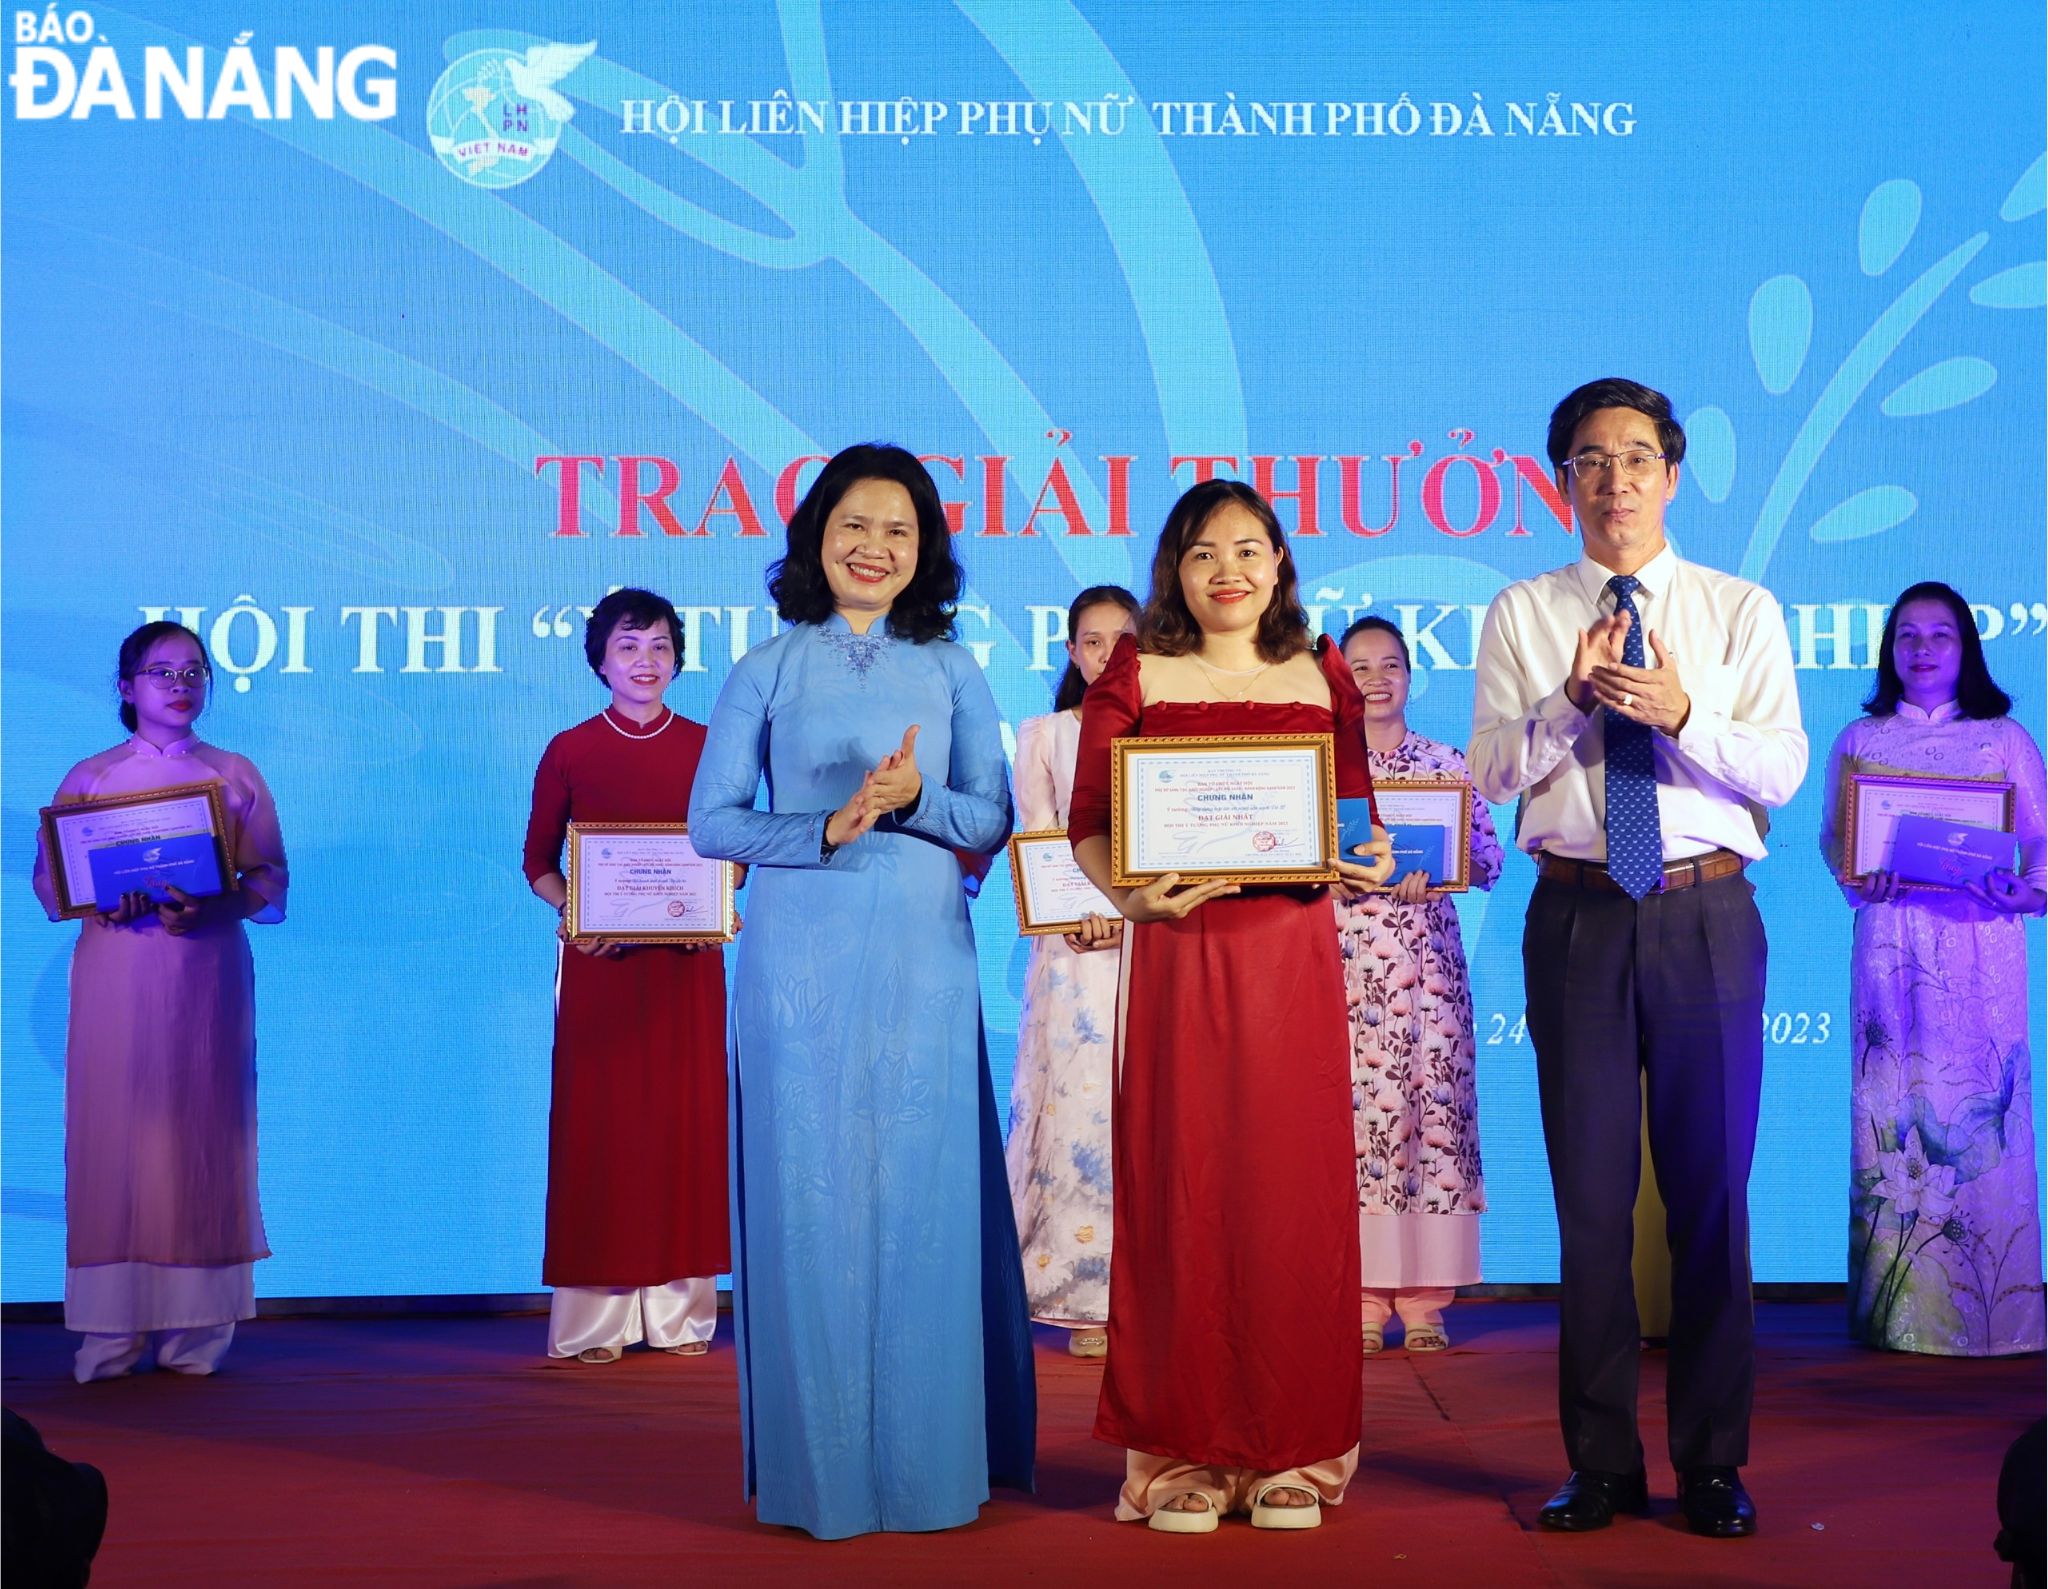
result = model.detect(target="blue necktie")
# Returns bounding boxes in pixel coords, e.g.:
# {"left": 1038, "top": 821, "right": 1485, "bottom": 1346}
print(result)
{"left": 1602, "top": 574, "right": 1662, "bottom": 900}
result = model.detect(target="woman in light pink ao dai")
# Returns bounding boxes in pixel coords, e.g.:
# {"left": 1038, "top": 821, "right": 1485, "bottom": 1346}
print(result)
{"left": 33, "top": 622, "right": 286, "bottom": 1383}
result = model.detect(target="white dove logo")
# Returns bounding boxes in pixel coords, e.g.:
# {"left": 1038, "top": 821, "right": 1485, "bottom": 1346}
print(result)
{"left": 503, "top": 42, "right": 596, "bottom": 123}
{"left": 427, "top": 39, "right": 597, "bottom": 190}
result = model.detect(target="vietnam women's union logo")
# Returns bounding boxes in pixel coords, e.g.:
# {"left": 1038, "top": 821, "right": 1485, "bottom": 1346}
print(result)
{"left": 427, "top": 40, "right": 595, "bottom": 189}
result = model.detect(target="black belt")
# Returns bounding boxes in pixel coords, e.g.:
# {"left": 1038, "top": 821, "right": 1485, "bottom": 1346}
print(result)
{"left": 1538, "top": 848, "right": 1745, "bottom": 895}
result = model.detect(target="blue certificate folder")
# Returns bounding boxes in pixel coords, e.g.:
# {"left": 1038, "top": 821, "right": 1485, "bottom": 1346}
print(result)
{"left": 1889, "top": 814, "right": 2013, "bottom": 887}
{"left": 1337, "top": 797, "right": 1446, "bottom": 884}
{"left": 86, "top": 833, "right": 224, "bottom": 908}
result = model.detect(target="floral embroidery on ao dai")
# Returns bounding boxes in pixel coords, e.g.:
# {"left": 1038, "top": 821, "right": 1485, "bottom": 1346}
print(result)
{"left": 1820, "top": 702, "right": 2046, "bottom": 1356}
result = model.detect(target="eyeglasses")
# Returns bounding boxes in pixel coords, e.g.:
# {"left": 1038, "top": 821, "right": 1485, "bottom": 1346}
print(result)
{"left": 1563, "top": 450, "right": 1667, "bottom": 481}
{"left": 136, "top": 666, "right": 208, "bottom": 686}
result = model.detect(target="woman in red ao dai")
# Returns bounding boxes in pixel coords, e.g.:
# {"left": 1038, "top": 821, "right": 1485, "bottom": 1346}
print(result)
{"left": 522, "top": 588, "right": 732, "bottom": 1363}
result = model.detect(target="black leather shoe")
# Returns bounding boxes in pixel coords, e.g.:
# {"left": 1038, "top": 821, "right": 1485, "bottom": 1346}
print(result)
{"left": 1536, "top": 1469, "right": 1650, "bottom": 1531}
{"left": 1677, "top": 1467, "right": 1757, "bottom": 1537}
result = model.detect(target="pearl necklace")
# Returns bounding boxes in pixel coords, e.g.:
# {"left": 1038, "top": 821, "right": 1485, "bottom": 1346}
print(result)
{"left": 601, "top": 706, "right": 675, "bottom": 740}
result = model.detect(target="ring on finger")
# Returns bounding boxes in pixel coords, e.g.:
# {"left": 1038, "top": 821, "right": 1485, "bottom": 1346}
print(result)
{"left": 1620, "top": 691, "right": 1634, "bottom": 707}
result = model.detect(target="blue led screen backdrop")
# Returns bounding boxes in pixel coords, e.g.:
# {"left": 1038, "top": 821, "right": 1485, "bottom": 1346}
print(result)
{"left": 4, "top": 2, "right": 2043, "bottom": 1297}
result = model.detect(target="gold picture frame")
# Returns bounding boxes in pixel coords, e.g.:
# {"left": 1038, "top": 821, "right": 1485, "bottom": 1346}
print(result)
{"left": 1358, "top": 777, "right": 1474, "bottom": 894}
{"left": 564, "top": 821, "right": 737, "bottom": 944}
{"left": 1007, "top": 829, "right": 1117, "bottom": 935}
{"left": 39, "top": 780, "right": 233, "bottom": 920}
{"left": 1110, "top": 732, "right": 1339, "bottom": 888}
{"left": 1840, "top": 770, "right": 2015, "bottom": 889}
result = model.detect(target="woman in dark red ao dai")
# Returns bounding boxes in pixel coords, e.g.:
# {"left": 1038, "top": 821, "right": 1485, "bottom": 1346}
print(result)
{"left": 522, "top": 588, "right": 731, "bottom": 1363}
{"left": 1067, "top": 481, "right": 1396, "bottom": 1532}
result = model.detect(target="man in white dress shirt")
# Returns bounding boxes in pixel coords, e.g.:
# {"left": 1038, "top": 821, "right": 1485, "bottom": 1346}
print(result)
{"left": 1470, "top": 378, "right": 1806, "bottom": 1538}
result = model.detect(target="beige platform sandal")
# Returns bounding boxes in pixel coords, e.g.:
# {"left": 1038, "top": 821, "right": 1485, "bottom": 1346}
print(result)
{"left": 1250, "top": 1481, "right": 1322, "bottom": 1531}
{"left": 1147, "top": 1493, "right": 1220, "bottom": 1535}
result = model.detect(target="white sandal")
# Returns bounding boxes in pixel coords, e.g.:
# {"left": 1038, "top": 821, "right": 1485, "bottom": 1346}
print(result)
{"left": 1250, "top": 1482, "right": 1322, "bottom": 1531}
{"left": 1146, "top": 1493, "right": 1220, "bottom": 1535}
{"left": 575, "top": 1345, "right": 623, "bottom": 1364}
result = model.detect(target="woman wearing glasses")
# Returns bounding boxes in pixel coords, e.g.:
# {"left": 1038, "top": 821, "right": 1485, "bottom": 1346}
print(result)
{"left": 31, "top": 622, "right": 288, "bottom": 1382}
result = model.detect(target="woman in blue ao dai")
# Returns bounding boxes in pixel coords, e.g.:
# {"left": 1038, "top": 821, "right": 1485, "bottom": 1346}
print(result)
{"left": 689, "top": 445, "right": 1035, "bottom": 1538}
{"left": 1005, "top": 586, "right": 1138, "bottom": 1359}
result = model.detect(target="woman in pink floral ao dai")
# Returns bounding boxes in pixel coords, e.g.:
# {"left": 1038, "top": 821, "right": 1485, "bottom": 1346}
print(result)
{"left": 1332, "top": 618, "right": 1501, "bottom": 1354}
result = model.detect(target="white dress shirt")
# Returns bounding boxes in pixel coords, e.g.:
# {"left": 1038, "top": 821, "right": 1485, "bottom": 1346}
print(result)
{"left": 1469, "top": 547, "right": 1807, "bottom": 863}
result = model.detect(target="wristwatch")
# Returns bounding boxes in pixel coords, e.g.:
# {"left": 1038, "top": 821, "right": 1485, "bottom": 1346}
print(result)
{"left": 819, "top": 822, "right": 839, "bottom": 863}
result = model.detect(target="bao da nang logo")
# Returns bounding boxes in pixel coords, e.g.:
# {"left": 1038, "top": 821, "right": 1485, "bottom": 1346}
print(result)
{"left": 427, "top": 40, "right": 593, "bottom": 189}
{"left": 9, "top": 11, "right": 396, "bottom": 120}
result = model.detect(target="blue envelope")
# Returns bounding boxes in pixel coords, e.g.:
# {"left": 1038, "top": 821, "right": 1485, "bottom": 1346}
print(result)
{"left": 1338, "top": 798, "right": 1446, "bottom": 885}
{"left": 1337, "top": 797, "right": 1378, "bottom": 859}
{"left": 1889, "top": 814, "right": 2012, "bottom": 887}
{"left": 86, "top": 833, "right": 224, "bottom": 909}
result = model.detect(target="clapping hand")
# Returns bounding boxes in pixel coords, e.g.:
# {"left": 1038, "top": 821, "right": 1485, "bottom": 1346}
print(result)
{"left": 1566, "top": 612, "right": 1631, "bottom": 714}
{"left": 825, "top": 777, "right": 880, "bottom": 849}
{"left": 826, "top": 726, "right": 922, "bottom": 850}
{"left": 865, "top": 725, "right": 923, "bottom": 815}
{"left": 1587, "top": 627, "right": 1691, "bottom": 736}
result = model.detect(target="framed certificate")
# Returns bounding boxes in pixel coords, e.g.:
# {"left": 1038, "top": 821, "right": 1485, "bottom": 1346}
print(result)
{"left": 564, "top": 822, "right": 737, "bottom": 944}
{"left": 39, "top": 781, "right": 232, "bottom": 920}
{"left": 1841, "top": 771, "right": 2015, "bottom": 889}
{"left": 1360, "top": 778, "right": 1474, "bottom": 894}
{"left": 1008, "top": 829, "right": 1117, "bottom": 935}
{"left": 1110, "top": 733, "right": 1339, "bottom": 887}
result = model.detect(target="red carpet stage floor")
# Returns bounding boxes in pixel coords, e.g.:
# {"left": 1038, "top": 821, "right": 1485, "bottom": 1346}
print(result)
{"left": 2, "top": 1301, "right": 2038, "bottom": 1586}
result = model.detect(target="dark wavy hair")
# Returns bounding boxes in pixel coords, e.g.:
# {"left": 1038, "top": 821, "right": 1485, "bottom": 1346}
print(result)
{"left": 1337, "top": 614, "right": 1409, "bottom": 669}
{"left": 116, "top": 621, "right": 211, "bottom": 732}
{"left": 1137, "top": 479, "right": 1310, "bottom": 663}
{"left": 767, "top": 443, "right": 962, "bottom": 643}
{"left": 1052, "top": 585, "right": 1140, "bottom": 711}
{"left": 1864, "top": 580, "right": 2010, "bottom": 719}
{"left": 583, "top": 587, "right": 685, "bottom": 682}
{"left": 1546, "top": 376, "right": 1688, "bottom": 469}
